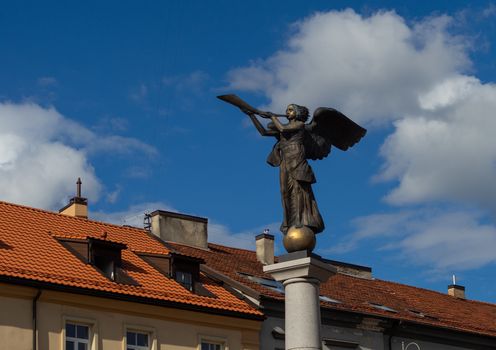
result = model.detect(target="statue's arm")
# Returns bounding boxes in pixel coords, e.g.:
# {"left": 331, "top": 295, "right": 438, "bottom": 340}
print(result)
{"left": 248, "top": 113, "right": 278, "bottom": 137}
{"left": 270, "top": 116, "right": 304, "bottom": 132}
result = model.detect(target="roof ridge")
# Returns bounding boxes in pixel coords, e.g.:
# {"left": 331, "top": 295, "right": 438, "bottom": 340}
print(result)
{"left": 374, "top": 277, "right": 496, "bottom": 308}
{"left": 0, "top": 200, "right": 147, "bottom": 233}
{"left": 208, "top": 242, "right": 257, "bottom": 254}
{"left": 207, "top": 240, "right": 496, "bottom": 308}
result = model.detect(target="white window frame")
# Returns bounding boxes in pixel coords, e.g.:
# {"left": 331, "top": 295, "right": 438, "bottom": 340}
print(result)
{"left": 62, "top": 316, "right": 98, "bottom": 350}
{"left": 198, "top": 335, "right": 228, "bottom": 350}
{"left": 123, "top": 324, "right": 157, "bottom": 350}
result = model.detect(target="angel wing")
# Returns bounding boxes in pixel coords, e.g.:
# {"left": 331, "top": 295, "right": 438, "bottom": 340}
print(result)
{"left": 304, "top": 107, "right": 366, "bottom": 160}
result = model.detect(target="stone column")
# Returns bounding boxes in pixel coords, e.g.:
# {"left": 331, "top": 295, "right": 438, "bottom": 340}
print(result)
{"left": 264, "top": 252, "right": 336, "bottom": 350}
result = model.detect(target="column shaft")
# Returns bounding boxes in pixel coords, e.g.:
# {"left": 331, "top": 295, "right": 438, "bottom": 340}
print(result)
{"left": 284, "top": 277, "right": 322, "bottom": 350}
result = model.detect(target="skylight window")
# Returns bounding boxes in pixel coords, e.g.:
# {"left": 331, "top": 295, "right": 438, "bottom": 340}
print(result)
{"left": 319, "top": 295, "right": 341, "bottom": 304}
{"left": 408, "top": 309, "right": 439, "bottom": 320}
{"left": 238, "top": 272, "right": 285, "bottom": 293}
{"left": 369, "top": 302, "right": 397, "bottom": 313}
{"left": 408, "top": 309, "right": 425, "bottom": 317}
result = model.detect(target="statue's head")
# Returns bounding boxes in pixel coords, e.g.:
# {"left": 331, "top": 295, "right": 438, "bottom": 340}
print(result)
{"left": 287, "top": 104, "right": 309, "bottom": 122}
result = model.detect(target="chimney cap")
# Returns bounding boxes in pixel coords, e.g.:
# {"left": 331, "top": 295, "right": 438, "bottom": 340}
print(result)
{"left": 256, "top": 230, "right": 275, "bottom": 265}
{"left": 149, "top": 209, "right": 208, "bottom": 223}
{"left": 256, "top": 233, "right": 274, "bottom": 240}
{"left": 58, "top": 177, "right": 89, "bottom": 218}
{"left": 448, "top": 283, "right": 466, "bottom": 299}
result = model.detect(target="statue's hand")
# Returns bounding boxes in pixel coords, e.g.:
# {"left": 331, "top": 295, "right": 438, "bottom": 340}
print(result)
{"left": 259, "top": 111, "right": 273, "bottom": 119}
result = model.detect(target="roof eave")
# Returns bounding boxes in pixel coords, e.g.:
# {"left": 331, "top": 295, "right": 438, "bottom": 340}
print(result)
{"left": 0, "top": 275, "right": 264, "bottom": 321}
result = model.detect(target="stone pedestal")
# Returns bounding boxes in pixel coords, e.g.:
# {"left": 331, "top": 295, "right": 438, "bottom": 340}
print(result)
{"left": 264, "top": 252, "right": 336, "bottom": 350}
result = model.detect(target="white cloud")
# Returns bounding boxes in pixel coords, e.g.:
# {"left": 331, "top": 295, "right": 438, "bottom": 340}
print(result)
{"left": 417, "top": 75, "right": 479, "bottom": 111}
{"left": 124, "top": 166, "right": 152, "bottom": 179}
{"left": 0, "top": 102, "right": 156, "bottom": 210}
{"left": 106, "top": 185, "right": 121, "bottom": 204}
{"left": 482, "top": 3, "right": 496, "bottom": 18}
{"left": 130, "top": 83, "right": 148, "bottom": 103}
{"left": 328, "top": 211, "right": 415, "bottom": 253}
{"left": 162, "top": 70, "right": 210, "bottom": 92}
{"left": 208, "top": 221, "right": 280, "bottom": 250}
{"left": 378, "top": 78, "right": 496, "bottom": 208}
{"left": 397, "top": 211, "right": 496, "bottom": 270}
{"left": 93, "top": 201, "right": 279, "bottom": 251}
{"left": 331, "top": 209, "right": 496, "bottom": 271}
{"left": 83, "top": 135, "right": 157, "bottom": 156}
{"left": 228, "top": 9, "right": 496, "bottom": 212}
{"left": 227, "top": 10, "right": 469, "bottom": 123}
{"left": 92, "top": 202, "right": 173, "bottom": 228}
{"left": 227, "top": 9, "right": 496, "bottom": 270}
{"left": 37, "top": 76, "right": 58, "bottom": 87}
{"left": 162, "top": 70, "right": 211, "bottom": 110}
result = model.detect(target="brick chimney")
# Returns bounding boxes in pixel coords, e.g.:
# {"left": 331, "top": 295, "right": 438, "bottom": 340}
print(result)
{"left": 256, "top": 229, "right": 274, "bottom": 265}
{"left": 448, "top": 275, "right": 465, "bottom": 299}
{"left": 150, "top": 210, "right": 208, "bottom": 249}
{"left": 59, "top": 178, "right": 88, "bottom": 219}
{"left": 448, "top": 284, "right": 466, "bottom": 299}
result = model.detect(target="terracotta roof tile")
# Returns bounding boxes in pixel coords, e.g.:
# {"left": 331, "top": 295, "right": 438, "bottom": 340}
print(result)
{"left": 0, "top": 201, "right": 261, "bottom": 317}
{"left": 3, "top": 199, "right": 494, "bottom": 335}
{"left": 167, "top": 241, "right": 496, "bottom": 338}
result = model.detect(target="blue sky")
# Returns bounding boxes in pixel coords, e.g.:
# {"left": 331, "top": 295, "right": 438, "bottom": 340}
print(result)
{"left": 1, "top": 1, "right": 496, "bottom": 303}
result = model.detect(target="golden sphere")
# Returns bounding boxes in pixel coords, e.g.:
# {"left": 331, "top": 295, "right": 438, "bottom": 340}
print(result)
{"left": 283, "top": 226, "right": 316, "bottom": 253}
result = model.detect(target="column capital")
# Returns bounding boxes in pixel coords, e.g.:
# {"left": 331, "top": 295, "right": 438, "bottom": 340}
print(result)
{"left": 263, "top": 255, "right": 336, "bottom": 283}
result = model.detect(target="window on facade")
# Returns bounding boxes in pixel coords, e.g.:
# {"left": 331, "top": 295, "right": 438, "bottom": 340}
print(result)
{"left": 65, "top": 323, "right": 89, "bottom": 350}
{"left": 201, "top": 341, "right": 223, "bottom": 350}
{"left": 175, "top": 270, "right": 193, "bottom": 291}
{"left": 126, "top": 331, "right": 149, "bottom": 350}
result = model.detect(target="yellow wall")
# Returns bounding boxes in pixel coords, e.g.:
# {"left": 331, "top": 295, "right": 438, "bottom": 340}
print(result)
{"left": 59, "top": 202, "right": 88, "bottom": 218}
{"left": 0, "top": 293, "right": 33, "bottom": 350}
{"left": 0, "top": 283, "right": 261, "bottom": 350}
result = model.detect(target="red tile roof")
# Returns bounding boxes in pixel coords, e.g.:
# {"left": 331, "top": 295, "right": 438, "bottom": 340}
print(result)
{"left": 0, "top": 201, "right": 262, "bottom": 318}
{"left": 2, "top": 199, "right": 494, "bottom": 337}
{"left": 167, "top": 242, "right": 496, "bottom": 338}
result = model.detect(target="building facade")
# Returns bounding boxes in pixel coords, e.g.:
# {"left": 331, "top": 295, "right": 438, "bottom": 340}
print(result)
{"left": 1, "top": 199, "right": 495, "bottom": 350}
{"left": 151, "top": 211, "right": 496, "bottom": 350}
{"left": 0, "top": 200, "right": 262, "bottom": 350}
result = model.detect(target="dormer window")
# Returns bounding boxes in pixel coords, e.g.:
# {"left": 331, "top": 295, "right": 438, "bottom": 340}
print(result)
{"left": 138, "top": 251, "right": 207, "bottom": 293}
{"left": 56, "top": 235, "right": 137, "bottom": 284}
{"left": 88, "top": 237, "right": 126, "bottom": 281}
{"left": 170, "top": 253, "right": 202, "bottom": 292}
{"left": 94, "top": 254, "right": 116, "bottom": 280}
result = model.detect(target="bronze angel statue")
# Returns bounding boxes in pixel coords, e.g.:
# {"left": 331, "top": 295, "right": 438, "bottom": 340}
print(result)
{"left": 218, "top": 95, "right": 366, "bottom": 252}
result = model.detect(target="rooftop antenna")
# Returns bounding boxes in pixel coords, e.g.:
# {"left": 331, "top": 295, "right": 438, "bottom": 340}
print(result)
{"left": 143, "top": 212, "right": 151, "bottom": 232}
